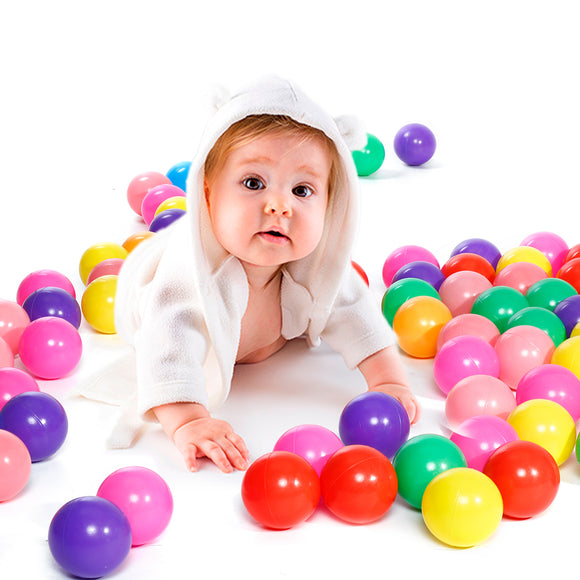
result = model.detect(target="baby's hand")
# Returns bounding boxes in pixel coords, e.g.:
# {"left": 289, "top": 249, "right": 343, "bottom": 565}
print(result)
{"left": 172, "top": 417, "right": 250, "bottom": 473}
{"left": 370, "top": 384, "right": 421, "bottom": 425}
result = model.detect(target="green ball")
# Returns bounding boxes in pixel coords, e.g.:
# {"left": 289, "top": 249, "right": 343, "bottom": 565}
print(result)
{"left": 506, "top": 306, "right": 567, "bottom": 347}
{"left": 352, "top": 133, "right": 385, "bottom": 176}
{"left": 526, "top": 278, "right": 577, "bottom": 312}
{"left": 382, "top": 278, "right": 440, "bottom": 327}
{"left": 471, "top": 286, "right": 528, "bottom": 333}
{"left": 393, "top": 434, "right": 467, "bottom": 510}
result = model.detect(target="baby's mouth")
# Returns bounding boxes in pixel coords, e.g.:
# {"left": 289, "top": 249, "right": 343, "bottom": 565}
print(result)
{"left": 259, "top": 230, "right": 290, "bottom": 244}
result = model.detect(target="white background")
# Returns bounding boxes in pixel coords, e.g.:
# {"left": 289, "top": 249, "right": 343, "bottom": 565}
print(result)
{"left": 1, "top": 1, "right": 580, "bottom": 578}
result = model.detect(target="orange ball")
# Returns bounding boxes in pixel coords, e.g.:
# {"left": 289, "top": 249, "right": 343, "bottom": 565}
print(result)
{"left": 122, "top": 231, "right": 155, "bottom": 253}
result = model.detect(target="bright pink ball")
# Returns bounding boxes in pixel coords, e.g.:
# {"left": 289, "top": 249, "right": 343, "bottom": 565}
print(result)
{"left": 141, "top": 184, "right": 186, "bottom": 225}
{"left": 127, "top": 171, "right": 171, "bottom": 216}
{"left": 436, "top": 313, "right": 500, "bottom": 351}
{"left": 521, "top": 231, "right": 569, "bottom": 276}
{"left": 0, "top": 368, "right": 39, "bottom": 411}
{"left": 0, "top": 299, "right": 30, "bottom": 355}
{"left": 382, "top": 245, "right": 439, "bottom": 287}
{"left": 438, "top": 271, "right": 492, "bottom": 316}
{"left": 17, "top": 269, "right": 76, "bottom": 306}
{"left": 493, "top": 262, "right": 547, "bottom": 294}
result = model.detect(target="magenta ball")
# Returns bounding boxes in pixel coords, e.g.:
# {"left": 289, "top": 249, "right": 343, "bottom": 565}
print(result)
{"left": 141, "top": 183, "right": 186, "bottom": 225}
{"left": 0, "top": 368, "right": 39, "bottom": 411}
{"left": 97, "top": 466, "right": 173, "bottom": 546}
{"left": 438, "top": 271, "right": 493, "bottom": 317}
{"left": 274, "top": 424, "right": 344, "bottom": 476}
{"left": 450, "top": 415, "right": 519, "bottom": 472}
{"left": 521, "top": 231, "right": 569, "bottom": 276}
{"left": 517, "top": 363, "right": 580, "bottom": 422}
{"left": 382, "top": 245, "right": 439, "bottom": 286}
{"left": 16, "top": 269, "right": 76, "bottom": 306}
{"left": 433, "top": 335, "right": 500, "bottom": 395}
{"left": 436, "top": 313, "right": 500, "bottom": 351}
{"left": 18, "top": 317, "right": 82, "bottom": 380}
{"left": 493, "top": 262, "right": 548, "bottom": 294}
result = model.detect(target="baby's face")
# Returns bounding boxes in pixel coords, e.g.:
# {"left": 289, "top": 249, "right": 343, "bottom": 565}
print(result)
{"left": 205, "top": 132, "right": 332, "bottom": 275}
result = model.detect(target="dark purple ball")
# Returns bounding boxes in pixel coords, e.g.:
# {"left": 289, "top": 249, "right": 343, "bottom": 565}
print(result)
{"left": 392, "top": 260, "right": 445, "bottom": 290}
{"left": 22, "top": 286, "right": 82, "bottom": 329}
{"left": 450, "top": 238, "right": 502, "bottom": 270}
{"left": 394, "top": 123, "right": 436, "bottom": 166}
{"left": 554, "top": 295, "right": 580, "bottom": 336}
{"left": 149, "top": 208, "right": 186, "bottom": 233}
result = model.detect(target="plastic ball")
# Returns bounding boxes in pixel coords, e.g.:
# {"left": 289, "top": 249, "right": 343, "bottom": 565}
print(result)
{"left": 450, "top": 238, "right": 502, "bottom": 270}
{"left": 450, "top": 415, "right": 519, "bottom": 471}
{"left": 566, "top": 243, "right": 580, "bottom": 263}
{"left": 97, "top": 466, "right": 173, "bottom": 546}
{"left": 122, "top": 230, "right": 155, "bottom": 253}
{"left": 381, "top": 278, "right": 440, "bottom": 327}
{"left": 0, "top": 299, "right": 29, "bottom": 354}
{"left": 49, "top": 496, "right": 132, "bottom": 579}
{"left": 320, "top": 444, "right": 398, "bottom": 524}
{"left": 166, "top": 160, "right": 191, "bottom": 190}
{"left": 154, "top": 195, "right": 187, "bottom": 218}
{"left": 0, "top": 337, "right": 14, "bottom": 368}
{"left": 552, "top": 336, "right": 580, "bottom": 380}
{"left": 351, "top": 261, "right": 369, "bottom": 286}
{"left": 483, "top": 440, "right": 559, "bottom": 519}
{"left": 393, "top": 434, "right": 466, "bottom": 509}
{"left": 526, "top": 278, "right": 577, "bottom": 312}
{"left": 86, "top": 258, "right": 124, "bottom": 285}
{"left": 495, "top": 325, "right": 555, "bottom": 390}
{"left": 556, "top": 257, "right": 580, "bottom": 293}
{"left": 352, "top": 133, "right": 385, "bottom": 176}
{"left": 81, "top": 275, "right": 118, "bottom": 334}
{"left": 141, "top": 183, "right": 186, "bottom": 225}
{"left": 273, "top": 424, "right": 343, "bottom": 476}
{"left": 438, "top": 271, "right": 493, "bottom": 317}
{"left": 393, "top": 123, "right": 436, "bottom": 166}
{"left": 22, "top": 287, "right": 82, "bottom": 329}
{"left": 471, "top": 286, "right": 529, "bottom": 333}
{"left": 572, "top": 323, "right": 580, "bottom": 338}
{"left": 433, "top": 335, "right": 500, "bottom": 395}
{"left": 16, "top": 269, "right": 76, "bottom": 306}
{"left": 422, "top": 467, "right": 503, "bottom": 548}
{"left": 554, "top": 295, "right": 580, "bottom": 337}
{"left": 507, "top": 399, "right": 575, "bottom": 465}
{"left": 445, "top": 375, "right": 516, "bottom": 429}
{"left": 493, "top": 262, "right": 547, "bottom": 294}
{"left": 521, "top": 231, "right": 569, "bottom": 276}
{"left": 79, "top": 242, "right": 128, "bottom": 286}
{"left": 18, "top": 317, "right": 82, "bottom": 380}
{"left": 436, "top": 313, "right": 500, "bottom": 351}
{"left": 496, "top": 246, "right": 553, "bottom": 277}
{"left": 241, "top": 451, "right": 320, "bottom": 530}
{"left": 441, "top": 253, "right": 496, "bottom": 283}
{"left": 127, "top": 170, "right": 171, "bottom": 216}
{"left": 0, "top": 391, "right": 68, "bottom": 462}
{"left": 382, "top": 245, "right": 440, "bottom": 287}
{"left": 339, "top": 391, "right": 410, "bottom": 459}
{"left": 507, "top": 306, "right": 566, "bottom": 347}
{"left": 393, "top": 296, "right": 452, "bottom": 358}
{"left": 0, "top": 429, "right": 31, "bottom": 501}
{"left": 392, "top": 260, "right": 445, "bottom": 291}
{"left": 0, "top": 367, "right": 39, "bottom": 411}
{"left": 149, "top": 208, "right": 186, "bottom": 232}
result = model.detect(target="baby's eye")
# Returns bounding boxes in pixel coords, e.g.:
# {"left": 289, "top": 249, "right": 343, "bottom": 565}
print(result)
{"left": 293, "top": 185, "right": 313, "bottom": 198}
{"left": 242, "top": 177, "right": 264, "bottom": 190}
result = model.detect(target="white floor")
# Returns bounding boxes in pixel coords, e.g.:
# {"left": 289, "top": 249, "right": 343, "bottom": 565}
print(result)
{"left": 2, "top": 2, "right": 580, "bottom": 578}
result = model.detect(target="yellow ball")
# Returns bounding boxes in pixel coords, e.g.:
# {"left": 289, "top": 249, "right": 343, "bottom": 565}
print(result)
{"left": 393, "top": 296, "right": 452, "bottom": 358}
{"left": 571, "top": 323, "right": 580, "bottom": 338}
{"left": 552, "top": 336, "right": 580, "bottom": 380}
{"left": 507, "top": 399, "right": 575, "bottom": 465}
{"left": 79, "top": 243, "right": 128, "bottom": 285}
{"left": 154, "top": 196, "right": 187, "bottom": 217}
{"left": 81, "top": 275, "right": 118, "bottom": 334}
{"left": 496, "top": 246, "right": 553, "bottom": 276}
{"left": 422, "top": 468, "right": 503, "bottom": 548}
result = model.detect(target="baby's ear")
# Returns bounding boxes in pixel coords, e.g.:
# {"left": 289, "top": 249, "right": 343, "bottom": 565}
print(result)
{"left": 334, "top": 114, "right": 368, "bottom": 151}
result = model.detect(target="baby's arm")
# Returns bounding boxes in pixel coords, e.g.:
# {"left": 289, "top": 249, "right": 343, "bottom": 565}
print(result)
{"left": 153, "top": 402, "right": 249, "bottom": 473}
{"left": 358, "top": 345, "right": 421, "bottom": 424}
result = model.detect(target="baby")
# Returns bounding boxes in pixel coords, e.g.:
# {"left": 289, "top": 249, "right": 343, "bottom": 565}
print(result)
{"left": 113, "top": 76, "right": 420, "bottom": 473}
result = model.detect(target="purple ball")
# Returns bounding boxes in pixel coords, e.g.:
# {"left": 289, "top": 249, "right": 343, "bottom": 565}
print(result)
{"left": 450, "top": 238, "right": 502, "bottom": 269}
{"left": 392, "top": 260, "right": 445, "bottom": 290}
{"left": 394, "top": 123, "right": 436, "bottom": 166}
{"left": 339, "top": 391, "right": 410, "bottom": 459}
{"left": 22, "top": 286, "right": 82, "bottom": 329}
{"left": 554, "top": 295, "right": 580, "bottom": 336}
{"left": 49, "top": 496, "right": 132, "bottom": 579}
{"left": 149, "top": 208, "right": 186, "bottom": 232}
{"left": 0, "top": 391, "right": 68, "bottom": 461}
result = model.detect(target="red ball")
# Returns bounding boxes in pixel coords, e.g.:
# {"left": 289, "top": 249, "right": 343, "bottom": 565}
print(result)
{"left": 320, "top": 445, "right": 398, "bottom": 524}
{"left": 441, "top": 253, "right": 496, "bottom": 283}
{"left": 241, "top": 451, "right": 320, "bottom": 530}
{"left": 483, "top": 440, "right": 560, "bottom": 519}
{"left": 565, "top": 243, "right": 580, "bottom": 263}
{"left": 557, "top": 257, "right": 580, "bottom": 293}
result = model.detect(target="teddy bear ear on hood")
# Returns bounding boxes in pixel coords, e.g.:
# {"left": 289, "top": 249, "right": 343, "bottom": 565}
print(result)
{"left": 334, "top": 114, "right": 368, "bottom": 152}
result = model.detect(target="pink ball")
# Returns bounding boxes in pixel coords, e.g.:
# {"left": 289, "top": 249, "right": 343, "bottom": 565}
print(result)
{"left": 0, "top": 368, "right": 39, "bottom": 411}
{"left": 382, "top": 245, "right": 439, "bottom": 286}
{"left": 433, "top": 335, "right": 500, "bottom": 395}
{"left": 436, "top": 313, "right": 500, "bottom": 351}
{"left": 0, "top": 299, "right": 30, "bottom": 355}
{"left": 445, "top": 375, "right": 516, "bottom": 429}
{"left": 517, "top": 363, "right": 580, "bottom": 422}
{"left": 0, "top": 337, "right": 14, "bottom": 368}
{"left": 493, "top": 262, "right": 547, "bottom": 294}
{"left": 438, "top": 271, "right": 493, "bottom": 316}
{"left": 126, "top": 171, "right": 171, "bottom": 216}
{"left": 494, "top": 325, "right": 555, "bottom": 390}
{"left": 0, "top": 429, "right": 32, "bottom": 501}
{"left": 450, "top": 415, "right": 519, "bottom": 472}
{"left": 16, "top": 269, "right": 76, "bottom": 306}
{"left": 97, "top": 466, "right": 173, "bottom": 546}
{"left": 141, "top": 184, "right": 186, "bottom": 225}
{"left": 18, "top": 317, "right": 82, "bottom": 380}
{"left": 521, "top": 231, "right": 569, "bottom": 276}
{"left": 273, "top": 424, "right": 344, "bottom": 476}
{"left": 86, "top": 258, "right": 125, "bottom": 285}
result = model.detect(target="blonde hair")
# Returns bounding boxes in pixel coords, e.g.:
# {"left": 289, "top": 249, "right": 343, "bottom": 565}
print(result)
{"left": 204, "top": 114, "right": 340, "bottom": 197}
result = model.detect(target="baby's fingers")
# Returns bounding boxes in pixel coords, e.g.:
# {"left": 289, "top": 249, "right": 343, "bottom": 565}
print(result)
{"left": 199, "top": 440, "right": 235, "bottom": 473}
{"left": 178, "top": 442, "right": 199, "bottom": 473}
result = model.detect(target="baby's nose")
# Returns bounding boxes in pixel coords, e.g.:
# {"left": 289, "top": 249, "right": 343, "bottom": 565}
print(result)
{"left": 264, "top": 194, "right": 292, "bottom": 216}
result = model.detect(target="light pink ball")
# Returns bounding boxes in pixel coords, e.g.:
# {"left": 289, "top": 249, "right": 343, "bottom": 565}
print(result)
{"left": 439, "top": 271, "right": 492, "bottom": 316}
{"left": 0, "top": 338, "right": 14, "bottom": 368}
{"left": 493, "top": 262, "right": 547, "bottom": 294}
{"left": 87, "top": 258, "right": 125, "bottom": 285}
{"left": 0, "top": 299, "right": 29, "bottom": 355}
{"left": 436, "top": 313, "right": 500, "bottom": 351}
{"left": 126, "top": 171, "right": 171, "bottom": 216}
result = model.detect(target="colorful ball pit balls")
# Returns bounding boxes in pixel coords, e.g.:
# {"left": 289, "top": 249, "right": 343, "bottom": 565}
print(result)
{"left": 381, "top": 277, "right": 440, "bottom": 327}
{"left": 393, "top": 434, "right": 467, "bottom": 510}
{"left": 241, "top": 451, "right": 320, "bottom": 530}
{"left": 0, "top": 367, "right": 39, "bottom": 411}
{"left": 97, "top": 466, "right": 173, "bottom": 546}
{"left": 552, "top": 336, "right": 580, "bottom": 381}
{"left": 18, "top": 317, "right": 82, "bottom": 380}
{"left": 0, "top": 299, "right": 30, "bottom": 355}
{"left": 127, "top": 170, "right": 172, "bottom": 216}
{"left": 471, "top": 286, "right": 529, "bottom": 333}
{"left": 382, "top": 245, "right": 439, "bottom": 287}
{"left": 320, "top": 444, "right": 398, "bottom": 525}
{"left": 450, "top": 238, "right": 502, "bottom": 270}
{"left": 339, "top": 391, "right": 410, "bottom": 459}
{"left": 0, "top": 429, "right": 31, "bottom": 501}
{"left": 483, "top": 440, "right": 559, "bottom": 520}
{"left": 0, "top": 337, "right": 14, "bottom": 368}
{"left": 441, "top": 253, "right": 496, "bottom": 283}
{"left": 438, "top": 271, "right": 493, "bottom": 317}
{"left": 507, "top": 399, "right": 576, "bottom": 465}
{"left": 566, "top": 244, "right": 580, "bottom": 262}
{"left": 79, "top": 242, "right": 128, "bottom": 286}
{"left": 496, "top": 246, "right": 553, "bottom": 277}
{"left": 81, "top": 275, "right": 118, "bottom": 334}
{"left": 141, "top": 183, "right": 186, "bottom": 225}
{"left": 166, "top": 160, "right": 191, "bottom": 191}
{"left": 521, "top": 231, "right": 569, "bottom": 276}
{"left": 393, "top": 123, "right": 436, "bottom": 166}
{"left": 16, "top": 269, "right": 76, "bottom": 306}
{"left": 557, "top": 257, "right": 580, "bottom": 293}
{"left": 122, "top": 231, "right": 155, "bottom": 253}
{"left": 351, "top": 133, "right": 385, "bottom": 176}
{"left": 526, "top": 278, "right": 577, "bottom": 312}
{"left": 86, "top": 258, "right": 125, "bottom": 285}
{"left": 436, "top": 313, "right": 500, "bottom": 351}
{"left": 433, "top": 335, "right": 500, "bottom": 396}
{"left": 554, "top": 295, "right": 580, "bottom": 337}
{"left": 149, "top": 208, "right": 186, "bottom": 233}
{"left": 49, "top": 496, "right": 132, "bottom": 579}
{"left": 391, "top": 260, "right": 445, "bottom": 291}
{"left": 393, "top": 295, "right": 452, "bottom": 358}
{"left": 22, "top": 287, "right": 82, "bottom": 329}
{"left": 274, "top": 424, "right": 343, "bottom": 477}
{"left": 506, "top": 306, "right": 566, "bottom": 347}
{"left": 0, "top": 391, "right": 68, "bottom": 462}
{"left": 493, "top": 262, "right": 547, "bottom": 294}
{"left": 421, "top": 467, "right": 503, "bottom": 548}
